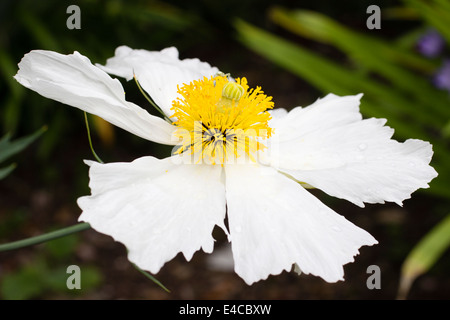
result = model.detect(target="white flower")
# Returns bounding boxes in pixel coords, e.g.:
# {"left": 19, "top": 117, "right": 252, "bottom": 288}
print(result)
{"left": 14, "top": 46, "right": 438, "bottom": 285}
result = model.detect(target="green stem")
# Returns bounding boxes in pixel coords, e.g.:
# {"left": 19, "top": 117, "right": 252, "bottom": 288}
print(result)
{"left": 84, "top": 112, "right": 104, "bottom": 164}
{"left": 133, "top": 75, "right": 173, "bottom": 123}
{"left": 132, "top": 263, "right": 171, "bottom": 293}
{"left": 0, "top": 222, "right": 91, "bottom": 252}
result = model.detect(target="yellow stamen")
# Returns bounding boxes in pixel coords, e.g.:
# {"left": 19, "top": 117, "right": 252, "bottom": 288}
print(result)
{"left": 171, "top": 75, "right": 274, "bottom": 165}
{"left": 222, "top": 81, "right": 245, "bottom": 101}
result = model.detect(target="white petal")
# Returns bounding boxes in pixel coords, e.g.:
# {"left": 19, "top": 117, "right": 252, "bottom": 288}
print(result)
{"left": 14, "top": 50, "right": 177, "bottom": 145}
{"left": 268, "top": 107, "right": 288, "bottom": 127}
{"left": 98, "top": 46, "right": 219, "bottom": 118}
{"left": 78, "top": 156, "right": 227, "bottom": 274}
{"left": 225, "top": 164, "right": 377, "bottom": 285}
{"left": 262, "top": 94, "right": 438, "bottom": 207}
{"left": 270, "top": 93, "right": 363, "bottom": 141}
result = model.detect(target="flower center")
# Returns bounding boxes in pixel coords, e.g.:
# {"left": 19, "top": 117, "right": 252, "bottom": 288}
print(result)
{"left": 171, "top": 75, "right": 274, "bottom": 165}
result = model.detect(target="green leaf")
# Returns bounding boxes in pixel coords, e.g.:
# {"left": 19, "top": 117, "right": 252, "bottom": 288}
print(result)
{"left": 270, "top": 7, "right": 437, "bottom": 74}
{"left": 403, "top": 0, "right": 450, "bottom": 44}
{"left": 0, "top": 163, "right": 17, "bottom": 180}
{"left": 383, "top": 6, "right": 421, "bottom": 20}
{"left": 1, "top": 271, "right": 43, "bottom": 300}
{"left": 44, "top": 265, "right": 102, "bottom": 292}
{"left": 43, "top": 266, "right": 72, "bottom": 292}
{"left": 78, "top": 266, "right": 102, "bottom": 290}
{"left": 235, "top": 19, "right": 450, "bottom": 199}
{"left": 0, "top": 126, "right": 47, "bottom": 164}
{"left": 2, "top": 95, "right": 24, "bottom": 135}
{"left": 45, "top": 234, "right": 79, "bottom": 261}
{"left": 269, "top": 8, "right": 450, "bottom": 124}
{"left": 0, "top": 49, "right": 26, "bottom": 133}
{"left": 0, "top": 260, "right": 47, "bottom": 300}
{"left": 234, "top": 20, "right": 434, "bottom": 141}
{"left": 1, "top": 260, "right": 102, "bottom": 299}
{"left": 120, "top": 2, "right": 200, "bottom": 31}
{"left": 398, "top": 214, "right": 450, "bottom": 299}
{"left": 0, "top": 49, "right": 25, "bottom": 98}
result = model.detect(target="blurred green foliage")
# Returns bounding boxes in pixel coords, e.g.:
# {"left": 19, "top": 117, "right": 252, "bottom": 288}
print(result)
{"left": 398, "top": 213, "right": 450, "bottom": 299}
{"left": 236, "top": 0, "right": 450, "bottom": 298}
{"left": 1, "top": 0, "right": 449, "bottom": 299}
{"left": 236, "top": 8, "right": 450, "bottom": 199}
{"left": 0, "top": 235, "right": 102, "bottom": 299}
{"left": 3, "top": 0, "right": 308, "bottom": 300}
{"left": 0, "top": 127, "right": 46, "bottom": 179}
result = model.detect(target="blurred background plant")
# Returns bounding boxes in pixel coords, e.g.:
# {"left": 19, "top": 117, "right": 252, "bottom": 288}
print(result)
{"left": 0, "top": 127, "right": 45, "bottom": 180}
{"left": 0, "top": 0, "right": 449, "bottom": 299}
{"left": 235, "top": 0, "right": 450, "bottom": 299}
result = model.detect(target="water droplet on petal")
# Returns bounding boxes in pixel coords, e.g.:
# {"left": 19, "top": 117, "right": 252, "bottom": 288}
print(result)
{"left": 234, "top": 225, "right": 242, "bottom": 233}
{"left": 358, "top": 143, "right": 367, "bottom": 151}
{"left": 332, "top": 225, "right": 341, "bottom": 232}
{"left": 409, "top": 161, "right": 416, "bottom": 167}
{"left": 129, "top": 220, "right": 138, "bottom": 228}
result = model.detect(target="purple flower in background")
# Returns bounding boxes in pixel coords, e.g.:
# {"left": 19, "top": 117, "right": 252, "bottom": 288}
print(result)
{"left": 433, "top": 60, "right": 450, "bottom": 92}
{"left": 417, "top": 29, "right": 445, "bottom": 58}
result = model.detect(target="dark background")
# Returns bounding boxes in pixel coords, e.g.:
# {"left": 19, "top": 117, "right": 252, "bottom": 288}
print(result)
{"left": 0, "top": 0, "right": 449, "bottom": 300}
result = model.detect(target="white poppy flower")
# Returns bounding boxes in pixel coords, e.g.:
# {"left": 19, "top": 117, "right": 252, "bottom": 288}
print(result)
{"left": 14, "top": 46, "right": 438, "bottom": 285}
